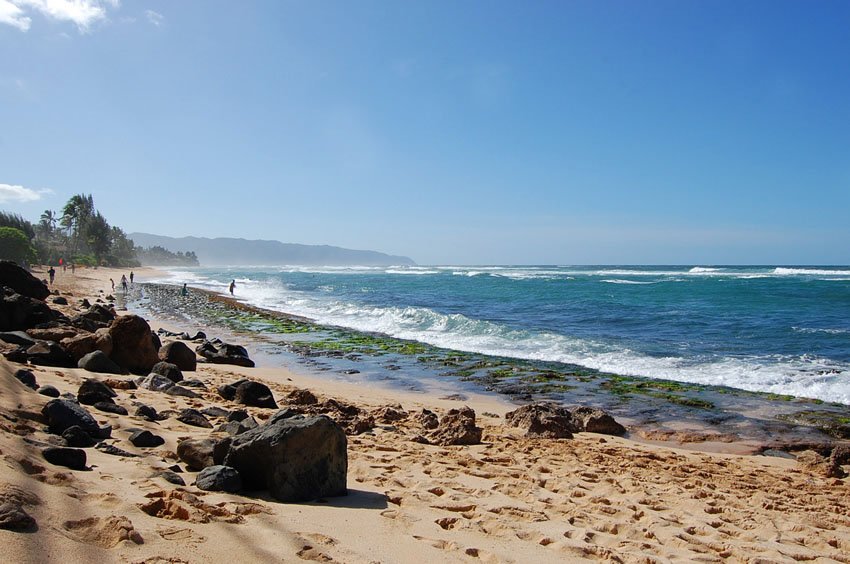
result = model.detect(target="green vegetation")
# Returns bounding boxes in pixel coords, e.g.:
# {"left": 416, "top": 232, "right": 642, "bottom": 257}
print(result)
{"left": 136, "top": 246, "right": 200, "bottom": 266}
{"left": 0, "top": 226, "right": 37, "bottom": 265}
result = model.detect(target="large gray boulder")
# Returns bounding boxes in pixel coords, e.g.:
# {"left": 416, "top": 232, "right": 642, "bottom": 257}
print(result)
{"left": 41, "top": 398, "right": 101, "bottom": 436}
{"left": 505, "top": 403, "right": 575, "bottom": 439}
{"left": 78, "top": 349, "right": 122, "bottom": 374}
{"left": 195, "top": 465, "right": 242, "bottom": 493}
{"left": 176, "top": 437, "right": 230, "bottom": 471}
{"left": 223, "top": 412, "right": 347, "bottom": 502}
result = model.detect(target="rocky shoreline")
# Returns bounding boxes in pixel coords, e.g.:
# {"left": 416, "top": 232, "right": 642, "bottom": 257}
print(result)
{"left": 1, "top": 263, "right": 849, "bottom": 563}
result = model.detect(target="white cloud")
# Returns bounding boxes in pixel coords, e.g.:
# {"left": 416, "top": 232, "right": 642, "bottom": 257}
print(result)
{"left": 1, "top": 0, "right": 120, "bottom": 33}
{"left": 0, "top": 0, "right": 31, "bottom": 31}
{"left": 0, "top": 183, "right": 52, "bottom": 203}
{"left": 144, "top": 9, "right": 161, "bottom": 27}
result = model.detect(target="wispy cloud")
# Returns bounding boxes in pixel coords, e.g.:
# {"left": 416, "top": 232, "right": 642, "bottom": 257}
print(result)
{"left": 144, "top": 9, "right": 162, "bottom": 27}
{"left": 0, "top": 183, "right": 52, "bottom": 203}
{"left": 0, "top": 0, "right": 31, "bottom": 31}
{"left": 0, "top": 0, "right": 120, "bottom": 33}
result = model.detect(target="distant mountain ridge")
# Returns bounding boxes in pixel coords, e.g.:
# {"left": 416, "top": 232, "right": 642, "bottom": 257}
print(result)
{"left": 129, "top": 233, "right": 416, "bottom": 267}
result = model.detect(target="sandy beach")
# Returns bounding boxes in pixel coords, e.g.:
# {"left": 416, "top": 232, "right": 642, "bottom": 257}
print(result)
{"left": 1, "top": 265, "right": 848, "bottom": 563}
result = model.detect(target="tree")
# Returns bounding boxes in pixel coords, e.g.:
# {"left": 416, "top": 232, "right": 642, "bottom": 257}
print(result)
{"left": 85, "top": 211, "right": 111, "bottom": 263}
{"left": 61, "top": 194, "right": 94, "bottom": 255}
{"left": 0, "top": 211, "right": 35, "bottom": 240}
{"left": 0, "top": 227, "right": 36, "bottom": 266}
{"left": 38, "top": 209, "right": 58, "bottom": 236}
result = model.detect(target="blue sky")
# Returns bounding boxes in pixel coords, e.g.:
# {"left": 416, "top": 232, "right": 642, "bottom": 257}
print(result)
{"left": 1, "top": 0, "right": 848, "bottom": 265}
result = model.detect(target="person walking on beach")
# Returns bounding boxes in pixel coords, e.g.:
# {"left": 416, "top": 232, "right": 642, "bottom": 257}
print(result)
{"left": 110, "top": 278, "right": 115, "bottom": 291}
{"left": 229, "top": 280, "right": 236, "bottom": 295}
{"left": 182, "top": 283, "right": 188, "bottom": 296}
{"left": 130, "top": 271, "right": 134, "bottom": 285}
{"left": 121, "top": 274, "right": 128, "bottom": 293}
{"left": 71, "top": 263, "right": 75, "bottom": 274}
{"left": 48, "top": 266, "right": 55, "bottom": 285}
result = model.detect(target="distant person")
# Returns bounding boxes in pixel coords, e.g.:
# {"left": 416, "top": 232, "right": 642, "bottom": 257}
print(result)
{"left": 182, "top": 283, "right": 188, "bottom": 296}
{"left": 110, "top": 278, "right": 115, "bottom": 291}
{"left": 130, "top": 271, "right": 134, "bottom": 284}
{"left": 121, "top": 274, "right": 128, "bottom": 293}
{"left": 229, "top": 280, "right": 236, "bottom": 295}
{"left": 71, "top": 263, "right": 75, "bottom": 274}
{"left": 47, "top": 266, "right": 55, "bottom": 285}
{"left": 62, "top": 263, "right": 66, "bottom": 272}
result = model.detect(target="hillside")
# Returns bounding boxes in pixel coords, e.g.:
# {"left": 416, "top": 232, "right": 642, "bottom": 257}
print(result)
{"left": 128, "top": 233, "right": 416, "bottom": 267}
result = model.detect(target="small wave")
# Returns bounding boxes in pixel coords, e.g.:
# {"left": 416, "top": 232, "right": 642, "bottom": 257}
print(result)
{"left": 452, "top": 271, "right": 485, "bottom": 277}
{"left": 601, "top": 279, "right": 657, "bottom": 285}
{"left": 689, "top": 267, "right": 721, "bottom": 273}
{"left": 384, "top": 269, "right": 439, "bottom": 275}
{"left": 792, "top": 327, "right": 850, "bottom": 335}
{"left": 774, "top": 268, "right": 850, "bottom": 276}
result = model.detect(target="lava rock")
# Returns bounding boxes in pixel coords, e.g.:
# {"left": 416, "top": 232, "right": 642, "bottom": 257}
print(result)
{"left": 12, "top": 368, "right": 37, "bottom": 390}
{"left": 37, "top": 384, "right": 60, "bottom": 397}
{"left": 158, "top": 341, "right": 197, "bottom": 372}
{"left": 196, "top": 339, "right": 254, "bottom": 367}
{"left": 42, "top": 398, "right": 101, "bottom": 436}
{"left": 77, "top": 378, "right": 117, "bottom": 405}
{"left": 25, "top": 340, "right": 74, "bottom": 367}
{"left": 129, "top": 430, "right": 165, "bottom": 448}
{"left": 78, "top": 350, "right": 123, "bottom": 374}
{"left": 195, "top": 465, "right": 242, "bottom": 493}
{"left": 135, "top": 404, "right": 159, "bottom": 421}
{"left": 151, "top": 361, "right": 183, "bottom": 383}
{"left": 234, "top": 380, "right": 277, "bottom": 409}
{"left": 175, "top": 408, "right": 212, "bottom": 429}
{"left": 42, "top": 446, "right": 87, "bottom": 470}
{"left": 93, "top": 401, "right": 128, "bottom": 415}
{"left": 137, "top": 373, "right": 175, "bottom": 392}
{"left": 176, "top": 437, "right": 230, "bottom": 471}
{"left": 505, "top": 403, "right": 575, "bottom": 439}
{"left": 61, "top": 425, "right": 96, "bottom": 448}
{"left": 429, "top": 406, "right": 482, "bottom": 446}
{"left": 569, "top": 406, "right": 627, "bottom": 436}
{"left": 108, "top": 315, "right": 159, "bottom": 375}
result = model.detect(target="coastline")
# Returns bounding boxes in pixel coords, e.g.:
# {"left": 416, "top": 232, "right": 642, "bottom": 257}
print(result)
{"left": 1, "top": 265, "right": 848, "bottom": 562}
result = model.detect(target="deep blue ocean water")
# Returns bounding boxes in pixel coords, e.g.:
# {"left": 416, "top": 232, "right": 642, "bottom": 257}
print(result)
{"left": 148, "top": 265, "right": 850, "bottom": 404}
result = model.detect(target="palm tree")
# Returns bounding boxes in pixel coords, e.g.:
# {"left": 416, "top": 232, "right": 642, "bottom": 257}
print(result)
{"left": 39, "top": 209, "right": 57, "bottom": 235}
{"left": 61, "top": 194, "right": 94, "bottom": 255}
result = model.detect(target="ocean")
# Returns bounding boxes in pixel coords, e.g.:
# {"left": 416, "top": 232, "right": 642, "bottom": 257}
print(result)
{"left": 143, "top": 265, "right": 850, "bottom": 406}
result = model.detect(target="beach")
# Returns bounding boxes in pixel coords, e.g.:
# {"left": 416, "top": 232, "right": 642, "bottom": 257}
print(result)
{"left": 1, "top": 265, "right": 849, "bottom": 563}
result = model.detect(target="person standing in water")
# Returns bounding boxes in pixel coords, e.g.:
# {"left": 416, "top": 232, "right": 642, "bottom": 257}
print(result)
{"left": 121, "top": 274, "right": 128, "bottom": 293}
{"left": 182, "top": 283, "right": 188, "bottom": 296}
{"left": 229, "top": 280, "right": 236, "bottom": 295}
{"left": 130, "top": 271, "right": 134, "bottom": 285}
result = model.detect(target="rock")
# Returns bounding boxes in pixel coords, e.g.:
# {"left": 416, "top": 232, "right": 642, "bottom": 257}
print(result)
{"left": 196, "top": 339, "right": 255, "bottom": 367}
{"left": 0, "top": 261, "right": 50, "bottom": 300}
{"left": 0, "top": 502, "right": 36, "bottom": 531}
{"left": 26, "top": 340, "right": 74, "bottom": 367}
{"left": 286, "top": 388, "right": 318, "bottom": 405}
{"left": 234, "top": 380, "right": 278, "bottom": 409}
{"left": 202, "top": 406, "right": 230, "bottom": 419}
{"left": 12, "top": 368, "right": 37, "bottom": 390}
{"left": 158, "top": 341, "right": 197, "bottom": 372}
{"left": 108, "top": 315, "right": 159, "bottom": 375}
{"left": 37, "top": 384, "right": 60, "bottom": 397}
{"left": 227, "top": 409, "right": 249, "bottom": 422}
{"left": 374, "top": 405, "right": 407, "bottom": 423}
{"left": 0, "top": 330, "right": 37, "bottom": 347}
{"left": 176, "top": 437, "right": 230, "bottom": 471}
{"left": 62, "top": 425, "right": 96, "bottom": 448}
{"left": 135, "top": 404, "right": 159, "bottom": 421}
{"left": 137, "top": 373, "right": 175, "bottom": 392}
{"left": 78, "top": 350, "right": 123, "bottom": 374}
{"left": 129, "top": 430, "right": 165, "bottom": 448}
{"left": 95, "top": 442, "right": 137, "bottom": 457}
{"left": 224, "top": 413, "right": 347, "bottom": 502}
{"left": 0, "top": 291, "right": 60, "bottom": 331}
{"left": 217, "top": 381, "right": 242, "bottom": 401}
{"left": 61, "top": 328, "right": 113, "bottom": 361}
{"left": 93, "top": 402, "right": 128, "bottom": 415}
{"left": 103, "top": 378, "right": 136, "bottom": 390}
{"left": 416, "top": 409, "right": 439, "bottom": 430}
{"left": 80, "top": 299, "right": 91, "bottom": 308}
{"left": 175, "top": 408, "right": 212, "bottom": 428}
{"left": 180, "top": 379, "right": 206, "bottom": 388}
{"left": 78, "top": 304, "right": 116, "bottom": 325}
{"left": 195, "top": 465, "right": 242, "bottom": 493}
{"left": 216, "top": 418, "right": 258, "bottom": 436}
{"left": 152, "top": 470, "right": 185, "bottom": 486}
{"left": 505, "top": 403, "right": 575, "bottom": 439}
{"left": 163, "top": 385, "right": 200, "bottom": 399}
{"left": 26, "top": 326, "right": 78, "bottom": 342}
{"left": 429, "top": 407, "right": 482, "bottom": 446}
{"left": 42, "top": 398, "right": 101, "bottom": 436}
{"left": 52, "top": 296, "right": 68, "bottom": 305}
{"left": 569, "top": 406, "right": 626, "bottom": 436}
{"left": 151, "top": 361, "right": 183, "bottom": 383}
{"left": 42, "top": 446, "right": 87, "bottom": 470}
{"left": 77, "top": 378, "right": 117, "bottom": 405}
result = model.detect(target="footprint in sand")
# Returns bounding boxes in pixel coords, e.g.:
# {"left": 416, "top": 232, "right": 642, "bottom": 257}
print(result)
{"left": 62, "top": 515, "right": 144, "bottom": 547}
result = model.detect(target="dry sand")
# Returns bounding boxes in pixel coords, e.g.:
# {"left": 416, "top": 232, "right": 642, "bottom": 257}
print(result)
{"left": 1, "top": 266, "right": 848, "bottom": 563}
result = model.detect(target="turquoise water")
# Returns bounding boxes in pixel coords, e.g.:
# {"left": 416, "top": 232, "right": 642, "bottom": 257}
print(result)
{"left": 148, "top": 265, "right": 850, "bottom": 404}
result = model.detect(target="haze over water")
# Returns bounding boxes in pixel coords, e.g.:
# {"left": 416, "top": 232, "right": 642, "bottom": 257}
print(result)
{"left": 150, "top": 265, "right": 850, "bottom": 405}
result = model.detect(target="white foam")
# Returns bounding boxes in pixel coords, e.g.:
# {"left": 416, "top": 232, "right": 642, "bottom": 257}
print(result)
{"left": 792, "top": 327, "right": 850, "bottom": 335}
{"left": 601, "top": 279, "right": 657, "bottom": 285}
{"left": 689, "top": 267, "right": 721, "bottom": 273}
{"left": 774, "top": 268, "right": 850, "bottom": 276}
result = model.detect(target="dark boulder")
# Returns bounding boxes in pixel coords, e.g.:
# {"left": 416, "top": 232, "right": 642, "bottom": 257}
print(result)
{"left": 95, "top": 442, "right": 137, "bottom": 457}
{"left": 108, "top": 315, "right": 159, "bottom": 375}
{"left": 93, "top": 402, "right": 128, "bottom": 415}
{"left": 37, "top": 384, "right": 60, "bottom": 397}
{"left": 569, "top": 406, "right": 626, "bottom": 436}
{"left": 234, "top": 380, "right": 278, "bottom": 409}
{"left": 216, "top": 418, "right": 258, "bottom": 436}
{"left": 137, "top": 373, "right": 174, "bottom": 392}
{"left": 164, "top": 385, "right": 200, "bottom": 399}
{"left": 196, "top": 339, "right": 254, "bottom": 368}
{"left": 158, "top": 341, "right": 197, "bottom": 372}
{"left": 217, "top": 380, "right": 245, "bottom": 401}
{"left": 224, "top": 412, "right": 347, "bottom": 502}
{"left": 26, "top": 340, "right": 74, "bottom": 367}
{"left": 135, "top": 404, "right": 159, "bottom": 421}
{"left": 195, "top": 465, "right": 242, "bottom": 493}
{"left": 202, "top": 406, "right": 230, "bottom": 419}
{"left": 52, "top": 296, "right": 68, "bottom": 305}
{"left": 152, "top": 470, "right": 185, "bottom": 486}
{"left": 0, "top": 291, "right": 59, "bottom": 331}
{"left": 505, "top": 403, "right": 575, "bottom": 439}
{"left": 0, "top": 330, "right": 36, "bottom": 347}
{"left": 61, "top": 425, "right": 96, "bottom": 448}
{"left": 26, "top": 326, "right": 78, "bottom": 342}
{"left": 79, "top": 304, "right": 116, "bottom": 325}
{"left": 42, "top": 446, "right": 87, "bottom": 470}
{"left": 429, "top": 406, "right": 482, "bottom": 446}
{"left": 12, "top": 368, "right": 37, "bottom": 390}
{"left": 227, "top": 409, "right": 249, "bottom": 422}
{"left": 129, "top": 430, "right": 165, "bottom": 448}
{"left": 61, "top": 328, "right": 112, "bottom": 361}
{"left": 175, "top": 408, "right": 212, "bottom": 428}
{"left": 78, "top": 350, "right": 123, "bottom": 374}
{"left": 151, "top": 361, "right": 183, "bottom": 383}
{"left": 0, "top": 261, "right": 50, "bottom": 300}
{"left": 286, "top": 388, "right": 318, "bottom": 405}
{"left": 42, "top": 398, "right": 101, "bottom": 436}
{"left": 77, "top": 378, "right": 117, "bottom": 405}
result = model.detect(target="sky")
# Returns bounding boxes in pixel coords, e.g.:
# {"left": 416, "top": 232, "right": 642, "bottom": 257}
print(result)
{"left": 1, "top": 0, "right": 848, "bottom": 265}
